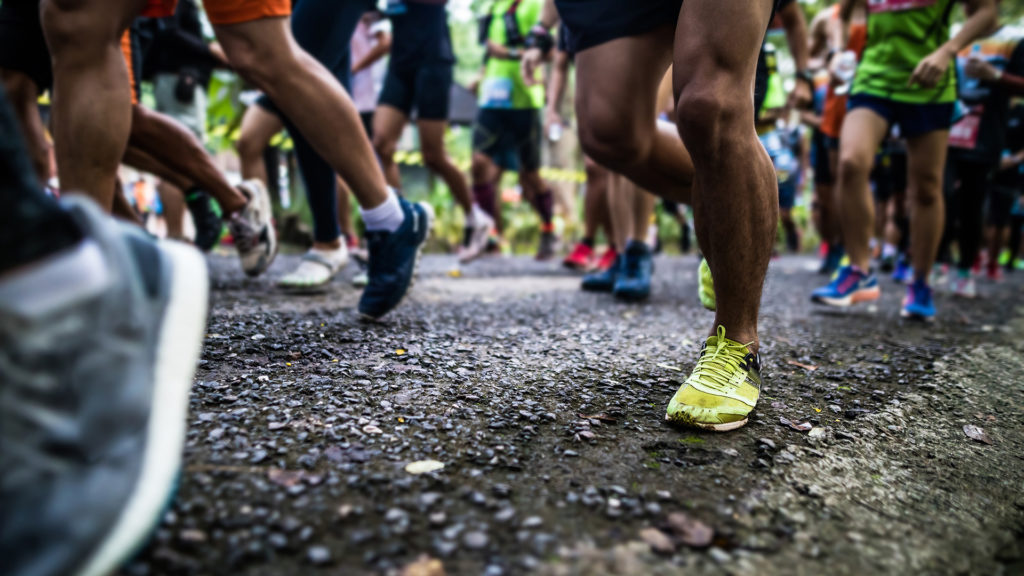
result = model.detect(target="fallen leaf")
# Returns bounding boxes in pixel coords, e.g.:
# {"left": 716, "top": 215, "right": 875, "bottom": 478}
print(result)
{"left": 405, "top": 460, "right": 445, "bottom": 475}
{"left": 362, "top": 424, "right": 383, "bottom": 435}
{"left": 786, "top": 360, "right": 818, "bottom": 371}
{"left": 267, "top": 468, "right": 304, "bottom": 488}
{"left": 656, "top": 363, "right": 682, "bottom": 372}
{"left": 963, "top": 424, "right": 993, "bottom": 445}
{"left": 400, "top": 555, "right": 445, "bottom": 576}
{"left": 666, "top": 512, "right": 714, "bottom": 548}
{"left": 448, "top": 269, "right": 462, "bottom": 278}
{"left": 780, "top": 417, "right": 813, "bottom": 432}
{"left": 579, "top": 413, "right": 617, "bottom": 424}
{"left": 639, "top": 528, "right": 676, "bottom": 555}
{"left": 395, "top": 349, "right": 406, "bottom": 356}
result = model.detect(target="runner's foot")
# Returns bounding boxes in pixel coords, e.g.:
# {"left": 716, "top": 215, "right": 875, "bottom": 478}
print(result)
{"left": 459, "top": 208, "right": 495, "bottom": 264}
{"left": 536, "top": 231, "right": 558, "bottom": 261}
{"left": 185, "top": 187, "right": 222, "bottom": 252}
{"left": 0, "top": 196, "right": 208, "bottom": 576}
{"left": 613, "top": 240, "right": 652, "bottom": 301}
{"left": 227, "top": 179, "right": 277, "bottom": 277}
{"left": 594, "top": 247, "right": 617, "bottom": 272}
{"left": 278, "top": 244, "right": 349, "bottom": 291}
{"left": 951, "top": 273, "right": 977, "bottom": 299}
{"left": 581, "top": 254, "right": 620, "bottom": 292}
{"left": 358, "top": 199, "right": 433, "bottom": 320}
{"left": 811, "top": 265, "right": 880, "bottom": 307}
{"left": 666, "top": 326, "right": 761, "bottom": 432}
{"left": 901, "top": 279, "right": 936, "bottom": 321}
{"left": 563, "top": 242, "right": 595, "bottom": 270}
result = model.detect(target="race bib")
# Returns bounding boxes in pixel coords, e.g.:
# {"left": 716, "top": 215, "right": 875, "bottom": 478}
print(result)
{"left": 482, "top": 78, "right": 514, "bottom": 108}
{"left": 949, "top": 111, "right": 982, "bottom": 150}
{"left": 867, "top": 0, "right": 936, "bottom": 13}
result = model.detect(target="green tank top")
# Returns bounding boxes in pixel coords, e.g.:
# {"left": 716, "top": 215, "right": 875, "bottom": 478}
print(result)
{"left": 852, "top": 0, "right": 957, "bottom": 104}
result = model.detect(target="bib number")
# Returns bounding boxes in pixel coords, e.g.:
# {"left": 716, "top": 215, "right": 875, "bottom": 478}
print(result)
{"left": 482, "top": 78, "right": 514, "bottom": 108}
{"left": 949, "top": 110, "right": 982, "bottom": 150}
{"left": 867, "top": 0, "right": 936, "bottom": 13}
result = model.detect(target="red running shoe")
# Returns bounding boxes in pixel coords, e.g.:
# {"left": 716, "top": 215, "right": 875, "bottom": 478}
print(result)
{"left": 594, "top": 247, "right": 618, "bottom": 271}
{"left": 563, "top": 242, "right": 594, "bottom": 270}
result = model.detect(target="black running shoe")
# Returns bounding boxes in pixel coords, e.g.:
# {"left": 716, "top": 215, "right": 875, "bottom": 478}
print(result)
{"left": 184, "top": 187, "right": 222, "bottom": 252}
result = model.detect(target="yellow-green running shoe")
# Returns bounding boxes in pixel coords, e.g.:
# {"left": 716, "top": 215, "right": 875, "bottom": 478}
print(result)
{"left": 666, "top": 326, "right": 761, "bottom": 431}
{"left": 698, "top": 258, "right": 716, "bottom": 311}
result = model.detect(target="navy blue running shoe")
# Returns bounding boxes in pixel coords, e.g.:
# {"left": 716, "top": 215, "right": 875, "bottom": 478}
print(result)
{"left": 358, "top": 198, "right": 433, "bottom": 319}
{"left": 613, "top": 240, "right": 653, "bottom": 301}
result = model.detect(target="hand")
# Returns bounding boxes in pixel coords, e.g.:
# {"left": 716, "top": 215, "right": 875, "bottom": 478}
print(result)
{"left": 209, "top": 42, "right": 230, "bottom": 67}
{"left": 787, "top": 80, "right": 812, "bottom": 110}
{"left": 909, "top": 46, "right": 954, "bottom": 88}
{"left": 466, "top": 77, "right": 481, "bottom": 96}
{"left": 965, "top": 55, "right": 1000, "bottom": 82}
{"left": 521, "top": 47, "right": 544, "bottom": 87}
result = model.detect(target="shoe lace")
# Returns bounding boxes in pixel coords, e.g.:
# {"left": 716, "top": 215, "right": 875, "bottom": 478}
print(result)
{"left": 689, "top": 326, "right": 754, "bottom": 395}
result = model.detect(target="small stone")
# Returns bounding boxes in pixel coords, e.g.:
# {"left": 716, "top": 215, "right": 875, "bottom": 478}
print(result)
{"left": 463, "top": 531, "right": 489, "bottom": 550}
{"left": 495, "top": 508, "right": 516, "bottom": 523}
{"left": 758, "top": 438, "right": 776, "bottom": 450}
{"left": 306, "top": 545, "right": 331, "bottom": 565}
{"left": 521, "top": 516, "right": 543, "bottom": 528}
{"left": 639, "top": 528, "right": 675, "bottom": 555}
{"left": 429, "top": 512, "right": 447, "bottom": 526}
{"left": 385, "top": 508, "right": 408, "bottom": 523}
{"left": 708, "top": 547, "right": 731, "bottom": 564}
{"left": 563, "top": 450, "right": 579, "bottom": 458}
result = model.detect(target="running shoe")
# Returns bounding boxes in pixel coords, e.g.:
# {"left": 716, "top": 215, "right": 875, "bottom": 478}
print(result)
{"left": 278, "top": 244, "right": 349, "bottom": 292}
{"left": 951, "top": 274, "right": 977, "bottom": 299}
{"left": 563, "top": 242, "right": 594, "bottom": 270}
{"left": 184, "top": 187, "right": 222, "bottom": 252}
{"left": 594, "top": 247, "right": 617, "bottom": 272}
{"left": 892, "top": 256, "right": 913, "bottom": 284}
{"left": 613, "top": 240, "right": 653, "bottom": 301}
{"left": 698, "top": 257, "right": 716, "bottom": 311}
{"left": 901, "top": 279, "right": 935, "bottom": 321}
{"left": 459, "top": 208, "right": 495, "bottom": 264}
{"left": 358, "top": 198, "right": 433, "bottom": 320}
{"left": 228, "top": 179, "right": 277, "bottom": 277}
{"left": 929, "top": 263, "right": 950, "bottom": 289}
{"left": 811, "top": 265, "right": 880, "bottom": 307}
{"left": 987, "top": 261, "right": 1004, "bottom": 283}
{"left": 666, "top": 326, "right": 761, "bottom": 431}
{"left": 536, "top": 231, "right": 558, "bottom": 261}
{"left": 581, "top": 254, "right": 620, "bottom": 292}
{"left": 0, "top": 196, "right": 208, "bottom": 576}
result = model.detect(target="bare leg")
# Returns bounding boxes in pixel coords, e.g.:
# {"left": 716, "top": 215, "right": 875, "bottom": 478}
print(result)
{"left": 336, "top": 176, "right": 355, "bottom": 242}
{"left": 1, "top": 70, "right": 51, "bottom": 184}
{"left": 471, "top": 152, "right": 502, "bottom": 229}
{"left": 609, "top": 173, "right": 633, "bottom": 251}
{"left": 158, "top": 180, "right": 187, "bottom": 240}
{"left": 632, "top": 186, "right": 656, "bottom": 245}
{"left": 835, "top": 108, "right": 889, "bottom": 271}
{"left": 237, "top": 104, "right": 283, "bottom": 185}
{"left": 213, "top": 17, "right": 388, "bottom": 209}
{"left": 575, "top": 28, "right": 694, "bottom": 203}
{"left": 583, "top": 157, "right": 611, "bottom": 243}
{"left": 418, "top": 118, "right": 472, "bottom": 213}
{"left": 904, "top": 130, "right": 949, "bottom": 281}
{"left": 372, "top": 105, "right": 407, "bottom": 189}
{"left": 674, "top": 0, "right": 776, "bottom": 348}
{"left": 123, "top": 145, "right": 193, "bottom": 191}
{"left": 41, "top": 0, "right": 139, "bottom": 209}
{"left": 128, "top": 105, "right": 247, "bottom": 215}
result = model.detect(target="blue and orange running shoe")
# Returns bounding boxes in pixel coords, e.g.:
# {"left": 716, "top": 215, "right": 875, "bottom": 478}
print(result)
{"left": 811, "top": 265, "right": 880, "bottom": 307}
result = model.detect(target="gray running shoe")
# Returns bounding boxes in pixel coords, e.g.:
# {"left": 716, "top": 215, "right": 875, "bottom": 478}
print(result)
{"left": 228, "top": 179, "right": 277, "bottom": 277}
{"left": 0, "top": 197, "right": 209, "bottom": 576}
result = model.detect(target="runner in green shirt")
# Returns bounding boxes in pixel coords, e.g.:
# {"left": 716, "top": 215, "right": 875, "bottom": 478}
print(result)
{"left": 811, "top": 0, "right": 997, "bottom": 322}
{"left": 462, "top": 0, "right": 558, "bottom": 263}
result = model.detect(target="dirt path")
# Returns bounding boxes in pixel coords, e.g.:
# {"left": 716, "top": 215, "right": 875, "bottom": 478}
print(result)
{"left": 123, "top": 254, "right": 1024, "bottom": 576}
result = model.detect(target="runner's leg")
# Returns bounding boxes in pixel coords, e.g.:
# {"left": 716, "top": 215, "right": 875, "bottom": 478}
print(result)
{"left": 583, "top": 157, "right": 611, "bottom": 245}
{"left": 904, "top": 130, "right": 949, "bottom": 281}
{"left": 836, "top": 108, "right": 890, "bottom": 271}
{"left": 40, "top": 0, "right": 138, "bottom": 209}
{"left": 575, "top": 28, "right": 693, "bottom": 202}
{"left": 1, "top": 69, "right": 50, "bottom": 184}
{"left": 373, "top": 105, "right": 409, "bottom": 189}
{"left": 419, "top": 119, "right": 473, "bottom": 213}
{"left": 237, "top": 103, "right": 283, "bottom": 185}
{"left": 674, "top": 0, "right": 775, "bottom": 347}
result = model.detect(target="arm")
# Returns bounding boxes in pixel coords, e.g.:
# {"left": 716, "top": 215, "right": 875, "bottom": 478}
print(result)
{"left": 838, "top": 0, "right": 863, "bottom": 52}
{"left": 546, "top": 49, "right": 570, "bottom": 130}
{"left": 521, "top": 0, "right": 560, "bottom": 86}
{"left": 352, "top": 30, "right": 391, "bottom": 74}
{"left": 807, "top": 9, "right": 833, "bottom": 69}
{"left": 780, "top": 0, "right": 812, "bottom": 109}
{"left": 910, "top": 0, "right": 998, "bottom": 88}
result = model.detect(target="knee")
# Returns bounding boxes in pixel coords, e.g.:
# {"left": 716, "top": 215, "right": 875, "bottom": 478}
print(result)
{"left": 373, "top": 133, "right": 396, "bottom": 161}
{"left": 910, "top": 177, "right": 943, "bottom": 208}
{"left": 577, "top": 108, "right": 647, "bottom": 172}
{"left": 675, "top": 83, "right": 747, "bottom": 150}
{"left": 837, "top": 150, "right": 872, "bottom": 183}
{"left": 236, "top": 126, "right": 265, "bottom": 161}
{"left": 420, "top": 147, "right": 446, "bottom": 171}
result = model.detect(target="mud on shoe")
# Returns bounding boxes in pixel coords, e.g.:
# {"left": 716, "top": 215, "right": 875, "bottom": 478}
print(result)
{"left": 358, "top": 198, "right": 433, "bottom": 320}
{"left": 666, "top": 326, "right": 761, "bottom": 432}
{"left": 228, "top": 179, "right": 277, "bottom": 277}
{"left": 0, "top": 196, "right": 209, "bottom": 576}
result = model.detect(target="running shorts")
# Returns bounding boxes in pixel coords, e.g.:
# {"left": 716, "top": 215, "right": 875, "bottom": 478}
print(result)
{"left": 378, "top": 63, "right": 453, "bottom": 121}
{"left": 472, "top": 108, "right": 542, "bottom": 173}
{"left": 143, "top": 0, "right": 291, "bottom": 25}
{"left": 848, "top": 94, "right": 953, "bottom": 139}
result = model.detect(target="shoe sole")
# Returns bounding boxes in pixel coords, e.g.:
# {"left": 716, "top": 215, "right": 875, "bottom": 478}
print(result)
{"left": 77, "top": 242, "right": 209, "bottom": 576}
{"left": 359, "top": 203, "right": 433, "bottom": 321}
{"left": 665, "top": 413, "right": 748, "bottom": 432}
{"left": 900, "top": 309, "right": 935, "bottom": 322}
{"left": 811, "top": 287, "right": 880, "bottom": 307}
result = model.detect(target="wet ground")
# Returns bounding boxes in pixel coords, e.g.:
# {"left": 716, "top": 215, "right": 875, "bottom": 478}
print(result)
{"left": 124, "top": 253, "right": 1024, "bottom": 576}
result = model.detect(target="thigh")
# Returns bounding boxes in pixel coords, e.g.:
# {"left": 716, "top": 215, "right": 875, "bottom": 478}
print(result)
{"left": 416, "top": 118, "right": 448, "bottom": 155}
{"left": 673, "top": 0, "right": 775, "bottom": 104}
{"left": 414, "top": 64, "right": 452, "bottom": 121}
{"left": 203, "top": 0, "right": 290, "bottom": 26}
{"left": 574, "top": 28, "right": 673, "bottom": 140}
{"left": 557, "top": 0, "right": 681, "bottom": 54}
{"left": 240, "top": 103, "right": 284, "bottom": 147}
{"left": 838, "top": 107, "right": 890, "bottom": 172}
{"left": 373, "top": 104, "right": 407, "bottom": 146}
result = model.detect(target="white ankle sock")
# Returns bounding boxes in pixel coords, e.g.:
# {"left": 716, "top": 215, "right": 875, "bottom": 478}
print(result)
{"left": 361, "top": 188, "right": 404, "bottom": 233}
